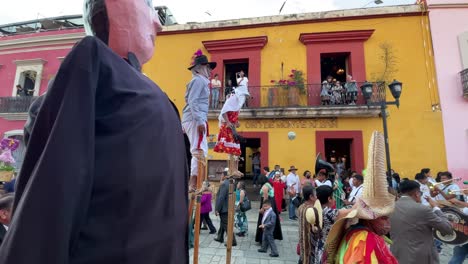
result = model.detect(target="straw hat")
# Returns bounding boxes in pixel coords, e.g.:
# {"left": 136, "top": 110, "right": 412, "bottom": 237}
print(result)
{"left": 324, "top": 131, "right": 395, "bottom": 263}
{"left": 305, "top": 200, "right": 323, "bottom": 231}
{"left": 288, "top": 166, "right": 298, "bottom": 172}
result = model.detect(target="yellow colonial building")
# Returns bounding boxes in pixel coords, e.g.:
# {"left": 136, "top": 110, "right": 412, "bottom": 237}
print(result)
{"left": 144, "top": 4, "right": 446, "bottom": 181}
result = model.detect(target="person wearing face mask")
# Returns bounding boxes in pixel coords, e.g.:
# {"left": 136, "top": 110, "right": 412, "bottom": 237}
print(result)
{"left": 390, "top": 180, "right": 452, "bottom": 264}
{"left": 323, "top": 132, "right": 398, "bottom": 264}
{"left": 0, "top": 1, "right": 188, "bottom": 263}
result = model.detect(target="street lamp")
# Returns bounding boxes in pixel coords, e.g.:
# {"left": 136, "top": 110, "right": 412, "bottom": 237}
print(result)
{"left": 360, "top": 80, "right": 403, "bottom": 187}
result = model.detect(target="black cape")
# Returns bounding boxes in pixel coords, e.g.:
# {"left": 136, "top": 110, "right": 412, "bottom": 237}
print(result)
{"left": 0, "top": 36, "right": 188, "bottom": 264}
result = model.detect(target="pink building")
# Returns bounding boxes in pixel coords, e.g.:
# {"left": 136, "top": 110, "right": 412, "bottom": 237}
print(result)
{"left": 0, "top": 16, "right": 85, "bottom": 169}
{"left": 427, "top": 0, "right": 468, "bottom": 179}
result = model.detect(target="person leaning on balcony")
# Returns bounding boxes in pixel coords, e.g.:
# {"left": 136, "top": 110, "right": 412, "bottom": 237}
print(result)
{"left": 15, "top": 85, "right": 25, "bottom": 97}
{"left": 236, "top": 70, "right": 249, "bottom": 107}
{"left": 320, "top": 76, "right": 333, "bottom": 105}
{"left": 344, "top": 75, "right": 358, "bottom": 105}
{"left": 210, "top": 74, "right": 221, "bottom": 109}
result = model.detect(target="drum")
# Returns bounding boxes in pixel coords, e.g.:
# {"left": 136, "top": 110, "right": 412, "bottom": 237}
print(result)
{"left": 433, "top": 207, "right": 468, "bottom": 245}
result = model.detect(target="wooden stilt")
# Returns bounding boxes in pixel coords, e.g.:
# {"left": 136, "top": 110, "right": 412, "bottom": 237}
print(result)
{"left": 226, "top": 155, "right": 237, "bottom": 264}
{"left": 192, "top": 150, "right": 205, "bottom": 264}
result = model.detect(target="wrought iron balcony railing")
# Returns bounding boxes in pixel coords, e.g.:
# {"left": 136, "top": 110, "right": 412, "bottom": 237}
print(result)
{"left": 0, "top": 96, "right": 38, "bottom": 113}
{"left": 210, "top": 82, "right": 386, "bottom": 109}
{"left": 461, "top": 68, "right": 468, "bottom": 99}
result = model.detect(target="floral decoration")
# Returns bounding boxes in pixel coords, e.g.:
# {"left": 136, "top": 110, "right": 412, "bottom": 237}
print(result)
{"left": 270, "top": 69, "right": 306, "bottom": 93}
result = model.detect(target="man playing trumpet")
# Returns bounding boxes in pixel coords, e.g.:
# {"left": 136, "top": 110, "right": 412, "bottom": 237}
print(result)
{"left": 430, "top": 171, "right": 460, "bottom": 201}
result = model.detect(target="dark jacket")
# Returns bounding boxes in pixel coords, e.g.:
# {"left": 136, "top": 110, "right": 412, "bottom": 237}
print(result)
{"left": 0, "top": 225, "right": 6, "bottom": 246}
{"left": 216, "top": 179, "right": 230, "bottom": 214}
{"left": 0, "top": 36, "right": 188, "bottom": 264}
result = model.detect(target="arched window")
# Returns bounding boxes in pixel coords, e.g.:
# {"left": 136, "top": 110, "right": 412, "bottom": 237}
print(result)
{"left": 13, "top": 59, "right": 46, "bottom": 97}
{"left": 17, "top": 70, "right": 37, "bottom": 96}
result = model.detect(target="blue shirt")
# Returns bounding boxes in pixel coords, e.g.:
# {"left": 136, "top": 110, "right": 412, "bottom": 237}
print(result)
{"left": 182, "top": 74, "right": 210, "bottom": 126}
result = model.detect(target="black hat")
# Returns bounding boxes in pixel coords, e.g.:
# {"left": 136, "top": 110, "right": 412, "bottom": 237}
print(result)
{"left": 188, "top": 55, "right": 217, "bottom": 71}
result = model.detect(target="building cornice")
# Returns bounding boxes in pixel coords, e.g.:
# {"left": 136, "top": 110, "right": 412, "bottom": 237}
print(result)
{"left": 14, "top": 58, "right": 47, "bottom": 66}
{"left": 299, "top": 30, "right": 374, "bottom": 45}
{"left": 208, "top": 106, "right": 381, "bottom": 119}
{"left": 160, "top": 5, "right": 423, "bottom": 36}
{"left": 203, "top": 36, "right": 268, "bottom": 52}
{"left": 0, "top": 32, "right": 85, "bottom": 51}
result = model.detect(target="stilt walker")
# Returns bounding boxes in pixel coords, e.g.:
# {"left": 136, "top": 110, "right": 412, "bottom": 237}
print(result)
{"left": 182, "top": 49, "right": 216, "bottom": 263}
{"left": 191, "top": 149, "right": 206, "bottom": 264}
{"left": 214, "top": 78, "right": 250, "bottom": 263}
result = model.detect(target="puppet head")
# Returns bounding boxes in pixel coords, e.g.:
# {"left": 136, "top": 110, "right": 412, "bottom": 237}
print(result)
{"left": 83, "top": 0, "right": 162, "bottom": 66}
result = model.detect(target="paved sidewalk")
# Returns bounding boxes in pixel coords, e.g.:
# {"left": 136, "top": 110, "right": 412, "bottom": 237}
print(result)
{"left": 190, "top": 201, "right": 456, "bottom": 264}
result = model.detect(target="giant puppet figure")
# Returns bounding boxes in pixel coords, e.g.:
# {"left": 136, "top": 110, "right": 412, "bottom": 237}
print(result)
{"left": 0, "top": 0, "right": 188, "bottom": 263}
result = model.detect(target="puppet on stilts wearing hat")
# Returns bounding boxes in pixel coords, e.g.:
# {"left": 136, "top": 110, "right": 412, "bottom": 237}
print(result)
{"left": 183, "top": 49, "right": 216, "bottom": 264}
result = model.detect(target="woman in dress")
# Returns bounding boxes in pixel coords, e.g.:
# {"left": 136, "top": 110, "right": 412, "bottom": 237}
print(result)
{"left": 270, "top": 172, "right": 286, "bottom": 216}
{"left": 213, "top": 83, "right": 250, "bottom": 175}
{"left": 235, "top": 181, "right": 248, "bottom": 237}
{"left": 255, "top": 175, "right": 283, "bottom": 243}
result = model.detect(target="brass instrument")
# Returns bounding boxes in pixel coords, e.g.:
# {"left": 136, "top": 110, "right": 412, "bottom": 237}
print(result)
{"left": 427, "top": 177, "right": 462, "bottom": 190}
{"left": 449, "top": 188, "right": 468, "bottom": 195}
{"left": 315, "top": 153, "right": 347, "bottom": 207}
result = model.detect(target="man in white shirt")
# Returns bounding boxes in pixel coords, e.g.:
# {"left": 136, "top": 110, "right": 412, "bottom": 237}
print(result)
{"left": 286, "top": 166, "right": 300, "bottom": 220}
{"left": 236, "top": 70, "right": 249, "bottom": 107}
{"left": 345, "top": 174, "right": 364, "bottom": 206}
{"left": 415, "top": 173, "right": 431, "bottom": 206}
{"left": 0, "top": 194, "right": 13, "bottom": 246}
{"left": 315, "top": 169, "right": 333, "bottom": 187}
{"left": 210, "top": 73, "right": 221, "bottom": 109}
{"left": 431, "top": 171, "right": 459, "bottom": 201}
{"left": 421, "top": 168, "right": 436, "bottom": 184}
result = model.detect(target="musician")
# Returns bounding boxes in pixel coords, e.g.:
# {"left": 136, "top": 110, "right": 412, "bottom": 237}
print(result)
{"left": 315, "top": 169, "right": 332, "bottom": 187}
{"left": 415, "top": 173, "right": 431, "bottom": 206}
{"left": 390, "top": 180, "right": 452, "bottom": 264}
{"left": 431, "top": 171, "right": 460, "bottom": 201}
{"left": 421, "top": 168, "right": 436, "bottom": 184}
{"left": 344, "top": 174, "right": 364, "bottom": 206}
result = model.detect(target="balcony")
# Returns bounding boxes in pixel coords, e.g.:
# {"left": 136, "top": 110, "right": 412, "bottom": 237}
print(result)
{"left": 0, "top": 96, "right": 38, "bottom": 120}
{"left": 208, "top": 82, "right": 384, "bottom": 119}
{"left": 461, "top": 68, "right": 468, "bottom": 99}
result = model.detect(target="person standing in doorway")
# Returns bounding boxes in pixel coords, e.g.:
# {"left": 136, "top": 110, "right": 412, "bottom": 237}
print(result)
{"left": 210, "top": 73, "right": 221, "bottom": 109}
{"left": 286, "top": 166, "right": 300, "bottom": 220}
{"left": 252, "top": 151, "right": 261, "bottom": 187}
{"left": 236, "top": 70, "right": 249, "bottom": 107}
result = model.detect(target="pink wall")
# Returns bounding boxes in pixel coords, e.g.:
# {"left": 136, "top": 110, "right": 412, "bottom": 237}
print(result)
{"left": 0, "top": 29, "right": 84, "bottom": 137}
{"left": 427, "top": 1, "right": 468, "bottom": 179}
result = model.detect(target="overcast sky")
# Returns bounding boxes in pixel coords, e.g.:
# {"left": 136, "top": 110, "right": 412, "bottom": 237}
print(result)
{"left": 0, "top": 0, "right": 415, "bottom": 25}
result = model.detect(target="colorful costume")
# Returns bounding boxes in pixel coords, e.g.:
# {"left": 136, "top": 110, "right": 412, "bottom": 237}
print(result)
{"left": 271, "top": 179, "right": 286, "bottom": 215}
{"left": 214, "top": 112, "right": 241, "bottom": 155}
{"left": 214, "top": 85, "right": 249, "bottom": 156}
{"left": 324, "top": 132, "right": 397, "bottom": 264}
{"left": 337, "top": 226, "right": 397, "bottom": 264}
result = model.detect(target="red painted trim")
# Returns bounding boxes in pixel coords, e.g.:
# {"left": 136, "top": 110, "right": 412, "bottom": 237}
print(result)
{"left": 203, "top": 36, "right": 268, "bottom": 52}
{"left": 301, "top": 30, "right": 373, "bottom": 105}
{"left": 159, "top": 12, "right": 424, "bottom": 36}
{"left": 299, "top": 30, "right": 374, "bottom": 44}
{"left": 315, "top": 131, "right": 364, "bottom": 173}
{"left": 203, "top": 37, "right": 267, "bottom": 107}
{"left": 239, "top": 131, "right": 269, "bottom": 170}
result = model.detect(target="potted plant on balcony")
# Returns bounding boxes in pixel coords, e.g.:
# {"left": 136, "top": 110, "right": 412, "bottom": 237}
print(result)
{"left": 0, "top": 138, "right": 19, "bottom": 182}
{"left": 271, "top": 69, "right": 306, "bottom": 106}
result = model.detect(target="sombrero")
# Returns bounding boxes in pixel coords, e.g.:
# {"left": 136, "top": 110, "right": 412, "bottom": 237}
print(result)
{"left": 305, "top": 200, "right": 323, "bottom": 231}
{"left": 324, "top": 131, "right": 395, "bottom": 263}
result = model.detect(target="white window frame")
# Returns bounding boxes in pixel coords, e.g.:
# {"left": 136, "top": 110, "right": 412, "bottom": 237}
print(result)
{"left": 459, "top": 31, "right": 468, "bottom": 69}
{"left": 12, "top": 58, "right": 46, "bottom": 97}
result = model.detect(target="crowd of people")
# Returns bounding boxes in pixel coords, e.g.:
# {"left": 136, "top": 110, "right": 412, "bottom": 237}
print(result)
{"left": 209, "top": 70, "right": 249, "bottom": 109}
{"left": 320, "top": 74, "right": 359, "bottom": 105}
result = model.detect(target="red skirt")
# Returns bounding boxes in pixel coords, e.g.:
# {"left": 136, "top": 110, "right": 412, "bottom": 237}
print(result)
{"left": 214, "top": 124, "right": 241, "bottom": 155}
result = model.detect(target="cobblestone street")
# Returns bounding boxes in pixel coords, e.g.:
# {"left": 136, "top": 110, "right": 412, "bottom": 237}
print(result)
{"left": 190, "top": 202, "right": 457, "bottom": 264}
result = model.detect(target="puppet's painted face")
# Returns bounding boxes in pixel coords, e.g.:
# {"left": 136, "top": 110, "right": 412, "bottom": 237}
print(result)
{"left": 105, "top": 0, "right": 162, "bottom": 64}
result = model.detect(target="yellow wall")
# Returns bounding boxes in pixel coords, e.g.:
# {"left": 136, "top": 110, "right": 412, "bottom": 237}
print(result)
{"left": 144, "top": 14, "right": 447, "bottom": 179}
